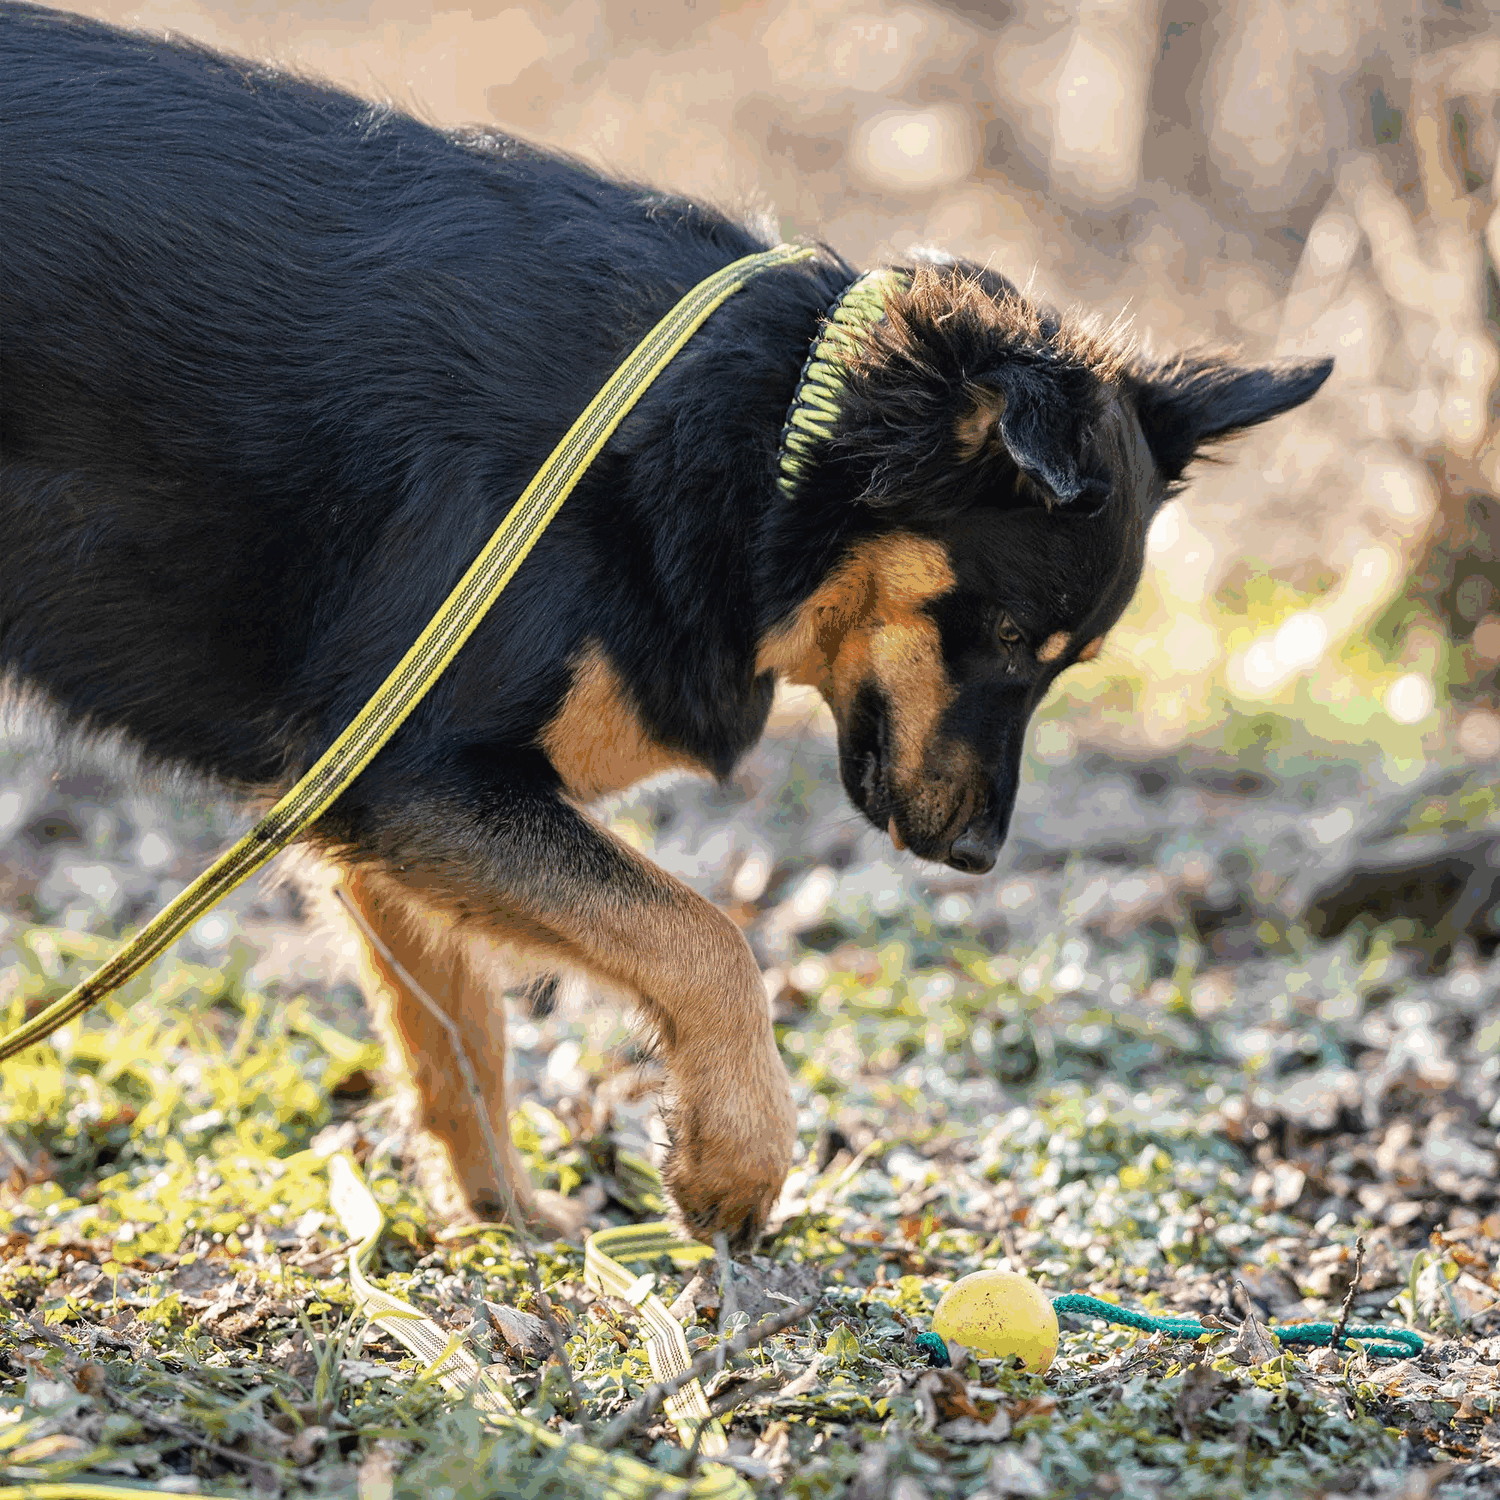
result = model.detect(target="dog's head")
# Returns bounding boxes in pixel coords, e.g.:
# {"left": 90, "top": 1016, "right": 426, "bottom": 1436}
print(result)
{"left": 759, "top": 261, "right": 1332, "bottom": 873}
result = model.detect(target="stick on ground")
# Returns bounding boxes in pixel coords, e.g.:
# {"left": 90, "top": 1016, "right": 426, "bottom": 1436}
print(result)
{"left": 595, "top": 1293, "right": 822, "bottom": 1452}
{"left": 1332, "top": 1235, "right": 1367, "bottom": 1352}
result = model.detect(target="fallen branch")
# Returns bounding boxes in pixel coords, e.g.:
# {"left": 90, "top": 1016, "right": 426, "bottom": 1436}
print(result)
{"left": 1332, "top": 1236, "right": 1367, "bottom": 1353}
{"left": 594, "top": 1294, "right": 822, "bottom": 1452}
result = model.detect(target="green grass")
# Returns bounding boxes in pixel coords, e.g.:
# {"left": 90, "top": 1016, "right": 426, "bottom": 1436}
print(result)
{"left": 3, "top": 834, "right": 1496, "bottom": 1499}
{"left": 3, "top": 624, "right": 1497, "bottom": 1497}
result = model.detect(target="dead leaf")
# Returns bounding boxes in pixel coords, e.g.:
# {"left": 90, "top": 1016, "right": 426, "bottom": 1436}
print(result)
{"left": 482, "top": 1300, "right": 550, "bottom": 1359}
{"left": 1174, "top": 1358, "right": 1229, "bottom": 1435}
{"left": 912, "top": 1367, "right": 980, "bottom": 1428}
{"left": 11, "top": 1434, "right": 91, "bottom": 1464}
{"left": 986, "top": 1445, "right": 1048, "bottom": 1497}
{"left": 750, "top": 1420, "right": 790, "bottom": 1481}
{"left": 1416, "top": 1263, "right": 1500, "bottom": 1326}
{"left": 937, "top": 1406, "right": 1012, "bottom": 1442}
{"left": 1235, "top": 1264, "right": 1308, "bottom": 1317}
{"left": 665, "top": 1267, "right": 711, "bottom": 1325}
{"left": 1009, "top": 1395, "right": 1058, "bottom": 1419}
{"left": 289, "top": 1424, "right": 329, "bottom": 1466}
{"left": 1213, "top": 1306, "right": 1281, "bottom": 1366}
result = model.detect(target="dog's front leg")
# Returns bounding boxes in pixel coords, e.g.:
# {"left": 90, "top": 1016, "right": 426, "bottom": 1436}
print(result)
{"left": 330, "top": 750, "right": 798, "bottom": 1250}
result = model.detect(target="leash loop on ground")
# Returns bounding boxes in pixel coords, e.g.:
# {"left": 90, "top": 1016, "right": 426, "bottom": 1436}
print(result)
{"left": 583, "top": 1220, "right": 722, "bottom": 1450}
{"left": 0, "top": 242, "right": 816, "bottom": 1064}
{"left": 1049, "top": 1292, "right": 1422, "bottom": 1359}
{"left": 920, "top": 1293, "right": 1422, "bottom": 1364}
{"left": 328, "top": 1154, "right": 750, "bottom": 1500}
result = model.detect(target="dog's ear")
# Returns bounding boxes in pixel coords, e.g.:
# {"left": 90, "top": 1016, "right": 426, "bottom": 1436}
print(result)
{"left": 1129, "top": 353, "right": 1334, "bottom": 484}
{"left": 964, "top": 360, "right": 1104, "bottom": 509}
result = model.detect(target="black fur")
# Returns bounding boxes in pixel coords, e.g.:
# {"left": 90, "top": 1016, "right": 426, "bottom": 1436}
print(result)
{"left": 2, "top": 3, "right": 1333, "bottom": 1240}
{"left": 0, "top": 4, "right": 1333, "bottom": 853}
{"left": 1129, "top": 352, "right": 1337, "bottom": 486}
{"left": 1, "top": 5, "right": 846, "bottom": 794}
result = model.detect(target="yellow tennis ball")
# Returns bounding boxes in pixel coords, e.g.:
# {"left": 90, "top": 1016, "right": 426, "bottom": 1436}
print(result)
{"left": 931, "top": 1270, "right": 1058, "bottom": 1373}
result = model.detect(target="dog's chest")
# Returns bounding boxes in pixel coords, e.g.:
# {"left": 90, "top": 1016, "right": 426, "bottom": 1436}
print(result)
{"left": 540, "top": 643, "right": 701, "bottom": 801}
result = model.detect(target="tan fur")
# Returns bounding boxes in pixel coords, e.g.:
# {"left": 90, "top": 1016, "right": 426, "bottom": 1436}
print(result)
{"left": 867, "top": 618, "right": 947, "bottom": 784}
{"left": 542, "top": 641, "right": 700, "bottom": 800}
{"left": 335, "top": 820, "right": 796, "bottom": 1243}
{"left": 755, "top": 533, "right": 955, "bottom": 688}
{"left": 955, "top": 386, "right": 1006, "bottom": 460}
{"left": 756, "top": 533, "right": 985, "bottom": 849}
{"left": 337, "top": 529, "right": 1088, "bottom": 1242}
{"left": 1037, "top": 631, "right": 1070, "bottom": 663}
{"left": 529, "top": 846, "right": 795, "bottom": 1238}
{"left": 758, "top": 535, "right": 958, "bottom": 795}
{"left": 337, "top": 866, "right": 557, "bottom": 1229}
{"left": 1078, "top": 635, "right": 1105, "bottom": 662}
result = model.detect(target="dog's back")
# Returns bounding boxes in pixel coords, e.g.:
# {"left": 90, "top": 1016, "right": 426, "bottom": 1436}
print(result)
{"left": 1, "top": 1, "right": 815, "bottom": 785}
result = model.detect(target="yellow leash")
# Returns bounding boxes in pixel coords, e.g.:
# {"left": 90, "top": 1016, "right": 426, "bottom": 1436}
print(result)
{"left": 327, "top": 1154, "right": 749, "bottom": 1500}
{"left": 5, "top": 1159, "right": 754, "bottom": 1499}
{"left": 0, "top": 242, "right": 816, "bottom": 1063}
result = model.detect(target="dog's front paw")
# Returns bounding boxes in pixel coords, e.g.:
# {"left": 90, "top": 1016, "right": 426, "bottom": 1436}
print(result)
{"left": 661, "top": 1051, "right": 797, "bottom": 1253}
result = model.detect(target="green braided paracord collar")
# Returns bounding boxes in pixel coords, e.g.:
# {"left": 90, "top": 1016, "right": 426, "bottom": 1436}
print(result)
{"left": 776, "top": 267, "right": 908, "bottom": 503}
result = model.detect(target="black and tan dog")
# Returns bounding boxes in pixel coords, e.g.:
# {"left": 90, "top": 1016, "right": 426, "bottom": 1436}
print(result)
{"left": 1, "top": 3, "right": 1331, "bottom": 1248}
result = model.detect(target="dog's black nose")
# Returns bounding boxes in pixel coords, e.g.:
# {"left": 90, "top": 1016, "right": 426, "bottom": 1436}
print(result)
{"left": 945, "top": 825, "right": 999, "bottom": 875}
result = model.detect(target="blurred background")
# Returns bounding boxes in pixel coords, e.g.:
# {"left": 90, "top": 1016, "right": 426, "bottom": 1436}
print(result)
{"left": 4, "top": 0, "right": 1497, "bottom": 1146}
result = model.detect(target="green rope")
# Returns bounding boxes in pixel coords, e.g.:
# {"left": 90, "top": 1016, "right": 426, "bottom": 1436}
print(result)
{"left": 917, "top": 1295, "right": 1423, "bottom": 1366}
{"left": 1051, "top": 1293, "right": 1423, "bottom": 1360}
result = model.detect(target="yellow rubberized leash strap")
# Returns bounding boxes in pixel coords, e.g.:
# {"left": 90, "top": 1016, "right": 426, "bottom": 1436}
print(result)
{"left": 584, "top": 1221, "right": 720, "bottom": 1451}
{"left": 327, "top": 1154, "right": 749, "bottom": 1500}
{"left": 0, "top": 242, "right": 816, "bottom": 1064}
{"left": 7, "top": 1488, "right": 193, "bottom": 1500}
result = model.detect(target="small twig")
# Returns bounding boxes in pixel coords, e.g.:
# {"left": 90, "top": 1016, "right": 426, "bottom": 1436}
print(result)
{"left": 706, "top": 1368, "right": 782, "bottom": 1417}
{"left": 714, "top": 1232, "right": 735, "bottom": 1376}
{"left": 287, "top": 1240, "right": 354, "bottom": 1272}
{"left": 1332, "top": 1235, "right": 1367, "bottom": 1352}
{"left": 334, "top": 884, "right": 586, "bottom": 1425}
{"left": 26, "top": 1312, "right": 73, "bottom": 1350}
{"left": 594, "top": 1293, "right": 821, "bottom": 1452}
{"left": 105, "top": 1389, "right": 285, "bottom": 1482}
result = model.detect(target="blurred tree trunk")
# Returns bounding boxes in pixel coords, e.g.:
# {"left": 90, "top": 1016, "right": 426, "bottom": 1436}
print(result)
{"left": 1408, "top": 53, "right": 1500, "bottom": 709}
{"left": 1416, "top": 461, "right": 1499, "bottom": 706}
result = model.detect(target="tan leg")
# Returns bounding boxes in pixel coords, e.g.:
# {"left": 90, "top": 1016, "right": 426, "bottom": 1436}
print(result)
{"left": 342, "top": 846, "right": 794, "bottom": 1250}
{"left": 513, "top": 851, "right": 798, "bottom": 1251}
{"left": 313, "top": 760, "right": 797, "bottom": 1250}
{"left": 337, "top": 867, "right": 555, "bottom": 1229}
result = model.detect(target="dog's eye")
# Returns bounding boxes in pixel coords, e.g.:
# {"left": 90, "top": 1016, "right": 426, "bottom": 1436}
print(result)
{"left": 995, "top": 614, "right": 1022, "bottom": 646}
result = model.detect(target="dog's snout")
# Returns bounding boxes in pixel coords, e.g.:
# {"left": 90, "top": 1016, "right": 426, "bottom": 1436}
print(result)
{"left": 942, "top": 761, "right": 1020, "bottom": 875}
{"left": 945, "top": 823, "right": 1000, "bottom": 875}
